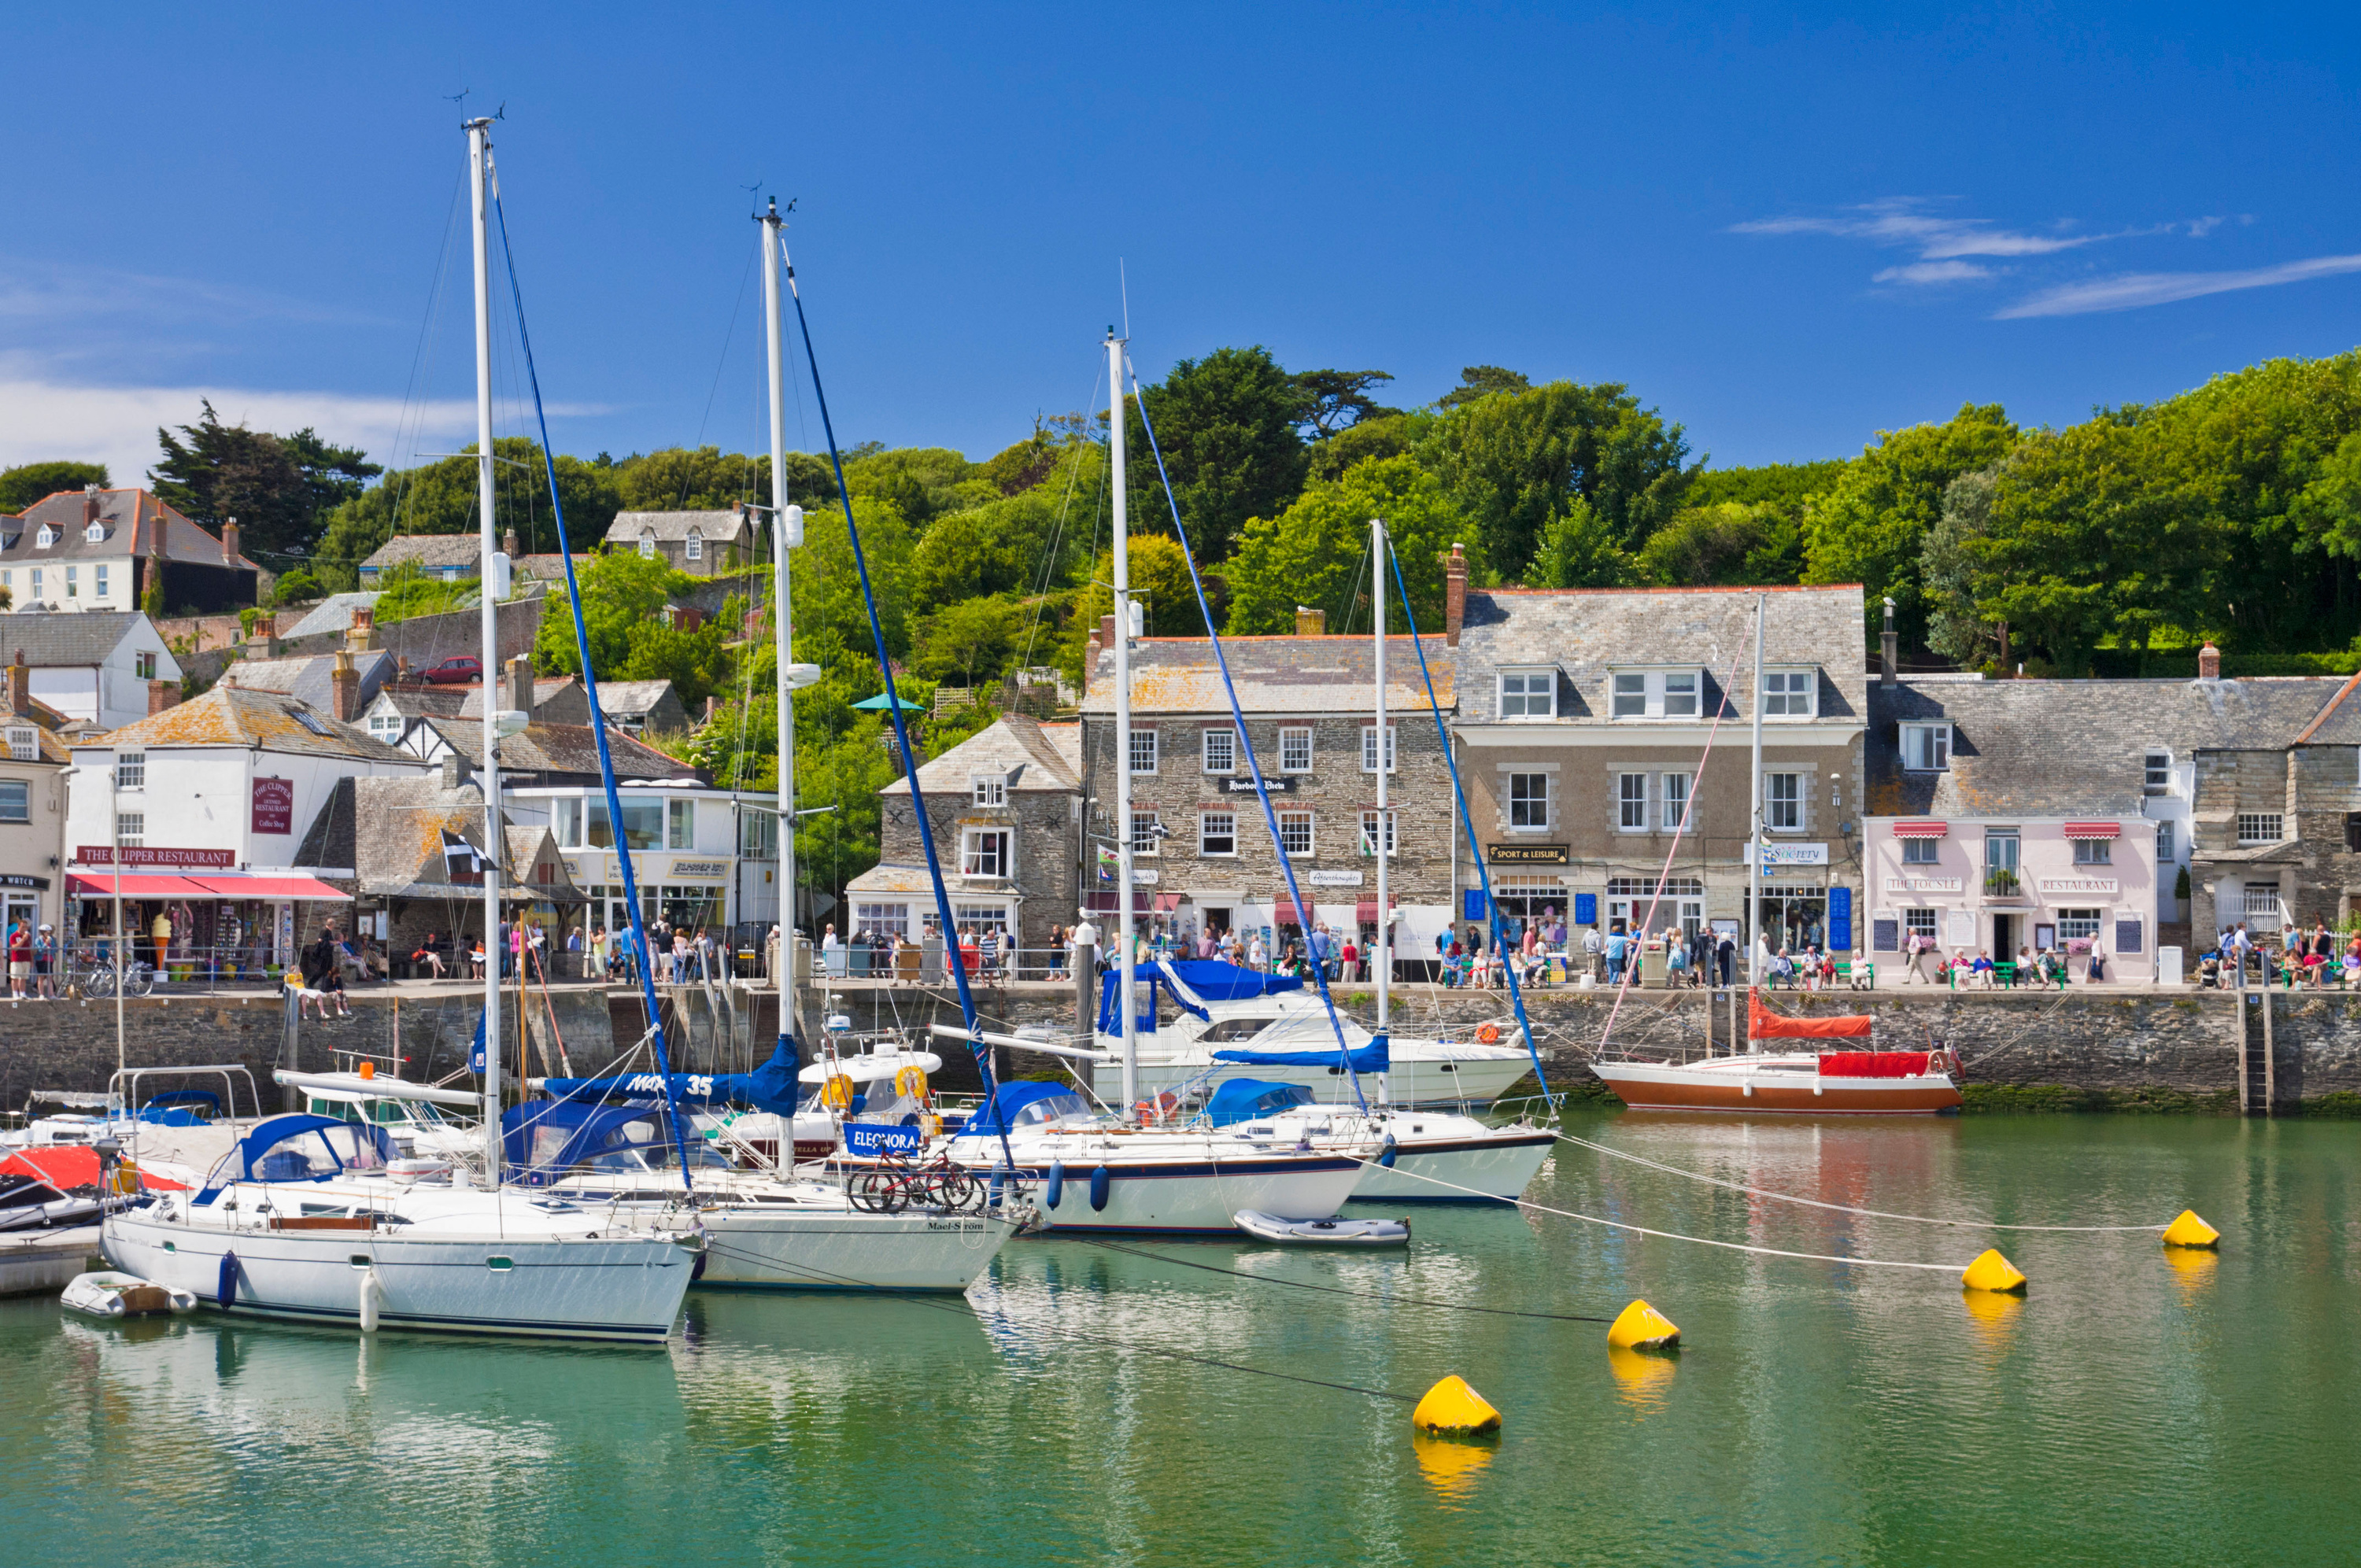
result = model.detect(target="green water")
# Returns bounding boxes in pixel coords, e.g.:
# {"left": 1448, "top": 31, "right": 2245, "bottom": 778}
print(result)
{"left": 6, "top": 1111, "right": 2356, "bottom": 1566}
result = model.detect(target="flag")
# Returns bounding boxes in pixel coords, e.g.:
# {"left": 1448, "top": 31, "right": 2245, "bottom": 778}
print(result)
{"left": 442, "top": 829, "right": 491, "bottom": 881}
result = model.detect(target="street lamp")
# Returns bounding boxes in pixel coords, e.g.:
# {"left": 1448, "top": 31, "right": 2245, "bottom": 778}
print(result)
{"left": 65, "top": 762, "right": 127, "bottom": 1103}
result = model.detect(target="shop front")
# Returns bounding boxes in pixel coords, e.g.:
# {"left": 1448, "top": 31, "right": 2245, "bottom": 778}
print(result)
{"left": 1863, "top": 817, "right": 2156, "bottom": 980}
{"left": 66, "top": 860, "right": 348, "bottom": 983}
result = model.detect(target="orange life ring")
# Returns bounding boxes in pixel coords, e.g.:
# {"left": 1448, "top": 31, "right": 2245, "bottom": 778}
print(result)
{"left": 1474, "top": 1022, "right": 1502, "bottom": 1044}
{"left": 1132, "top": 1090, "right": 1180, "bottom": 1124}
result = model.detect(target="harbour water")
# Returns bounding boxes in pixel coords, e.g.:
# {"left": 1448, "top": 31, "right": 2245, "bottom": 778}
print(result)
{"left": 6, "top": 1109, "right": 2355, "bottom": 1565}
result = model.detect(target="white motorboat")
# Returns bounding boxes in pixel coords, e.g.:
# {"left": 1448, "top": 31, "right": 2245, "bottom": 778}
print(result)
{"left": 288, "top": 1070, "right": 485, "bottom": 1161}
{"left": 102, "top": 1112, "right": 700, "bottom": 1343}
{"left": 61, "top": 1269, "right": 198, "bottom": 1318}
{"left": 1198, "top": 1079, "right": 1555, "bottom": 1205}
{"left": 504, "top": 1098, "right": 1007, "bottom": 1293}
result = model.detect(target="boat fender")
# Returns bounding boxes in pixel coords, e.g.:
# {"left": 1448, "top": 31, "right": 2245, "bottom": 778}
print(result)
{"left": 691, "top": 1246, "right": 709, "bottom": 1282}
{"left": 217, "top": 1250, "right": 238, "bottom": 1311}
{"left": 1045, "top": 1161, "right": 1066, "bottom": 1211}
{"left": 358, "top": 1266, "right": 382, "bottom": 1334}
{"left": 1378, "top": 1135, "right": 1398, "bottom": 1169}
{"left": 1088, "top": 1164, "right": 1111, "bottom": 1212}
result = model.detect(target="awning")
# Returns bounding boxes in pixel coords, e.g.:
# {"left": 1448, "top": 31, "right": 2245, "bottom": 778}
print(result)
{"left": 191, "top": 875, "right": 351, "bottom": 902}
{"left": 1893, "top": 821, "right": 1948, "bottom": 838}
{"left": 1273, "top": 899, "right": 1301, "bottom": 927}
{"left": 1081, "top": 890, "right": 1179, "bottom": 914}
{"left": 1354, "top": 897, "right": 1399, "bottom": 924}
{"left": 2063, "top": 821, "right": 2121, "bottom": 839}
{"left": 67, "top": 873, "right": 217, "bottom": 898}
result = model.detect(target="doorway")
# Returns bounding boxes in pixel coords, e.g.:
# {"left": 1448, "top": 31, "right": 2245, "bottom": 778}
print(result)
{"left": 1990, "top": 912, "right": 2016, "bottom": 961}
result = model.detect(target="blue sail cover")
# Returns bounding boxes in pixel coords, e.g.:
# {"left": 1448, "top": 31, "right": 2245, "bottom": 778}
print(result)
{"left": 1203, "top": 1079, "right": 1317, "bottom": 1126}
{"left": 1212, "top": 1032, "right": 1390, "bottom": 1074}
{"left": 538, "top": 1038, "right": 802, "bottom": 1117}
{"left": 1095, "top": 961, "right": 1302, "bottom": 1035}
{"left": 951, "top": 1082, "right": 1090, "bottom": 1139}
{"left": 501, "top": 1099, "right": 667, "bottom": 1181}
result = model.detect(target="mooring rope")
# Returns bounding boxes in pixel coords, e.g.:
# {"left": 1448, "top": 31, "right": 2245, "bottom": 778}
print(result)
{"left": 1066, "top": 1234, "right": 1616, "bottom": 1323}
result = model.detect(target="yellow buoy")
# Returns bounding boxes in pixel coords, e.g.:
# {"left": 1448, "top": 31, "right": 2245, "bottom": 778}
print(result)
{"left": 1605, "top": 1298, "right": 1681, "bottom": 1352}
{"left": 1961, "top": 1248, "right": 2027, "bottom": 1293}
{"left": 2161, "top": 1209, "right": 2220, "bottom": 1249}
{"left": 1411, "top": 1375, "right": 1501, "bottom": 1437}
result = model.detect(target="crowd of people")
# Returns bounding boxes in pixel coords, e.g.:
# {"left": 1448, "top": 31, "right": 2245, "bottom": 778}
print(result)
{"left": 2195, "top": 918, "right": 2358, "bottom": 990}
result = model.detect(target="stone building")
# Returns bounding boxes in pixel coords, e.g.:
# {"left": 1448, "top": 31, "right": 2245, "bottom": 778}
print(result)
{"left": 602, "top": 508, "right": 760, "bottom": 577}
{"left": 1452, "top": 580, "right": 1869, "bottom": 953}
{"left": 2, "top": 485, "right": 259, "bottom": 615}
{"left": 844, "top": 714, "right": 1081, "bottom": 966}
{"left": 1076, "top": 613, "right": 1461, "bottom": 959}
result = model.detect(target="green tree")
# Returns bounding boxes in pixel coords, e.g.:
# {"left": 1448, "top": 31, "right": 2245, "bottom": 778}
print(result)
{"left": 1637, "top": 501, "right": 1803, "bottom": 586}
{"left": 1305, "top": 411, "right": 1432, "bottom": 484}
{"left": 0, "top": 459, "right": 109, "bottom": 512}
{"left": 534, "top": 551, "right": 689, "bottom": 680}
{"left": 1436, "top": 366, "right": 1532, "bottom": 410}
{"left": 1127, "top": 345, "right": 1310, "bottom": 562}
{"left": 1529, "top": 498, "right": 1641, "bottom": 588}
{"left": 910, "top": 595, "right": 1039, "bottom": 688}
{"left": 1225, "top": 456, "right": 1478, "bottom": 635}
{"left": 1920, "top": 469, "right": 2001, "bottom": 668}
{"left": 269, "top": 567, "right": 324, "bottom": 607}
{"left": 907, "top": 441, "right": 1101, "bottom": 614}
{"left": 842, "top": 447, "right": 990, "bottom": 527}
{"left": 1801, "top": 404, "right": 2018, "bottom": 650}
{"left": 1291, "top": 369, "right": 1397, "bottom": 437}
{"left": 150, "top": 400, "right": 379, "bottom": 563}
{"left": 792, "top": 497, "right": 918, "bottom": 667}
{"left": 312, "top": 440, "right": 622, "bottom": 591}
{"left": 1684, "top": 458, "right": 1848, "bottom": 515}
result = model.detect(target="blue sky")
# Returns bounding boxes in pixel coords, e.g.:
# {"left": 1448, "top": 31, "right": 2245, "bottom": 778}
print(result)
{"left": 5, "top": 3, "right": 2358, "bottom": 489}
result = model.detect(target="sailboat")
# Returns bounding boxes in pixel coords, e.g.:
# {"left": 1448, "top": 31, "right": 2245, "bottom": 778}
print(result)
{"left": 102, "top": 119, "right": 702, "bottom": 1339}
{"left": 1587, "top": 595, "right": 1963, "bottom": 1116}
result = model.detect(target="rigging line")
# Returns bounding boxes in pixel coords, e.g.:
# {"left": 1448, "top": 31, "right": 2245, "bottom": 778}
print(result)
{"left": 1380, "top": 544, "right": 1555, "bottom": 1108}
{"left": 1336, "top": 1155, "right": 1973, "bottom": 1272}
{"left": 388, "top": 168, "right": 468, "bottom": 547}
{"left": 1126, "top": 356, "right": 1369, "bottom": 1112}
{"left": 490, "top": 181, "right": 698, "bottom": 1201}
{"left": 1554, "top": 1131, "right": 2171, "bottom": 1231}
{"left": 684, "top": 241, "right": 760, "bottom": 508}
{"left": 1019, "top": 371, "right": 1105, "bottom": 673}
{"left": 1064, "top": 1234, "right": 1616, "bottom": 1322}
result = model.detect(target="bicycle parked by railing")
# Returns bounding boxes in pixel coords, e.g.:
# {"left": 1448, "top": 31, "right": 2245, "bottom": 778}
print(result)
{"left": 844, "top": 1148, "right": 986, "bottom": 1214}
{"left": 79, "top": 957, "right": 156, "bottom": 998}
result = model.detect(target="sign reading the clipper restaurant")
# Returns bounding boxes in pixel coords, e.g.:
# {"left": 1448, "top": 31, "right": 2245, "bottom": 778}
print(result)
{"left": 77, "top": 846, "right": 236, "bottom": 869}
{"left": 251, "top": 776, "right": 294, "bottom": 836}
{"left": 1487, "top": 843, "right": 1568, "bottom": 865}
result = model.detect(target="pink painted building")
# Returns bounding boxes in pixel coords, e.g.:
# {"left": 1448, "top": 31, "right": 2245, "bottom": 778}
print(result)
{"left": 1860, "top": 814, "right": 2160, "bottom": 980}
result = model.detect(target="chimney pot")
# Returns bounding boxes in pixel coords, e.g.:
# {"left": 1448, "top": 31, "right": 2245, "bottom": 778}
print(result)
{"left": 348, "top": 604, "right": 378, "bottom": 651}
{"left": 2198, "top": 642, "right": 2221, "bottom": 681}
{"left": 1293, "top": 606, "right": 1327, "bottom": 638}
{"left": 83, "top": 486, "right": 100, "bottom": 526}
{"left": 330, "top": 649, "right": 360, "bottom": 722}
{"left": 1880, "top": 596, "right": 1898, "bottom": 688}
{"left": 1442, "top": 543, "right": 1468, "bottom": 647}
{"left": 506, "top": 655, "right": 534, "bottom": 718}
{"left": 7, "top": 649, "right": 29, "bottom": 718}
{"left": 502, "top": 527, "right": 519, "bottom": 559}
{"left": 222, "top": 516, "right": 240, "bottom": 565}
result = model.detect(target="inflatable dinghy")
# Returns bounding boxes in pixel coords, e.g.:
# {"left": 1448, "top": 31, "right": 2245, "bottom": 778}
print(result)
{"left": 1232, "top": 1210, "right": 1410, "bottom": 1246}
{"left": 61, "top": 1270, "right": 198, "bottom": 1319}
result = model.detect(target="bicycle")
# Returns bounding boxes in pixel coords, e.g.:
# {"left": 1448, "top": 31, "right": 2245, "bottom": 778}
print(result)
{"left": 80, "top": 959, "right": 155, "bottom": 998}
{"left": 846, "top": 1148, "right": 985, "bottom": 1214}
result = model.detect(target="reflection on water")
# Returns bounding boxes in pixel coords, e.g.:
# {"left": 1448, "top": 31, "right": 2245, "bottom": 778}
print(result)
{"left": 7, "top": 1112, "right": 2358, "bottom": 1564}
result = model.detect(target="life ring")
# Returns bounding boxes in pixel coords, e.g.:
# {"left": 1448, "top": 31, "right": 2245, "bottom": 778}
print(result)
{"left": 818, "top": 1074, "right": 855, "bottom": 1111}
{"left": 893, "top": 1064, "right": 929, "bottom": 1100}
{"left": 1132, "top": 1090, "right": 1180, "bottom": 1124}
{"left": 1474, "top": 1022, "right": 1502, "bottom": 1044}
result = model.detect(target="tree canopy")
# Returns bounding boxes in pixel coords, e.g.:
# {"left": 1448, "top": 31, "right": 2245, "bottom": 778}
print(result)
{"left": 1126, "top": 345, "right": 1310, "bottom": 563}
{"left": 150, "top": 401, "right": 379, "bottom": 565}
{"left": 0, "top": 459, "right": 109, "bottom": 513}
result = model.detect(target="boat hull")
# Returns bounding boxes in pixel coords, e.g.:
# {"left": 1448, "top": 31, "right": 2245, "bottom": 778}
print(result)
{"left": 102, "top": 1211, "right": 694, "bottom": 1342}
{"left": 979, "top": 1153, "right": 1370, "bottom": 1236}
{"left": 1348, "top": 1130, "right": 1556, "bottom": 1203}
{"left": 1592, "top": 1061, "right": 1962, "bottom": 1116}
{"left": 1130, "top": 1054, "right": 1535, "bottom": 1109}
{"left": 694, "top": 1205, "right": 1007, "bottom": 1292}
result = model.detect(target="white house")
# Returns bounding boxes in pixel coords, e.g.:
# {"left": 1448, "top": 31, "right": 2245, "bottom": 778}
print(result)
{"left": 503, "top": 783, "right": 781, "bottom": 943}
{"left": 1, "top": 485, "right": 259, "bottom": 614}
{"left": 0, "top": 611, "right": 182, "bottom": 732}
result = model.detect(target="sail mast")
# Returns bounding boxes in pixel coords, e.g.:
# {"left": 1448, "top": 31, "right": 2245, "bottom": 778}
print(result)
{"left": 1108, "top": 329, "right": 1136, "bottom": 1118}
{"left": 467, "top": 116, "right": 504, "bottom": 1181}
{"left": 1372, "top": 515, "right": 1388, "bottom": 1099}
{"left": 761, "top": 200, "right": 800, "bottom": 1067}
{"left": 1747, "top": 592, "right": 1764, "bottom": 1050}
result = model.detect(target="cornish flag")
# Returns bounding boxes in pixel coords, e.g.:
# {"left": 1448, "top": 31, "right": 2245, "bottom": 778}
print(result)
{"left": 442, "top": 830, "right": 492, "bottom": 880}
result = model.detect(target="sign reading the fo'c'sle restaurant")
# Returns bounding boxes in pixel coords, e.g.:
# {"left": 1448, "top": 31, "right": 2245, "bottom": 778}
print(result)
{"left": 252, "top": 777, "right": 295, "bottom": 836}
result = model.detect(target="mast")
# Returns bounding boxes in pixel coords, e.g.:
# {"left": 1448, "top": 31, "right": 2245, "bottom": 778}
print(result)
{"left": 1747, "top": 592, "right": 1764, "bottom": 1050}
{"left": 468, "top": 116, "right": 504, "bottom": 1179}
{"left": 1372, "top": 515, "right": 1388, "bottom": 1102}
{"left": 761, "top": 199, "right": 800, "bottom": 1066}
{"left": 1108, "top": 329, "right": 1137, "bottom": 1118}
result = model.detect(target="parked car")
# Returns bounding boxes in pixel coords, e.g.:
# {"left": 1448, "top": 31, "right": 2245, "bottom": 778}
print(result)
{"left": 419, "top": 656, "right": 482, "bottom": 684}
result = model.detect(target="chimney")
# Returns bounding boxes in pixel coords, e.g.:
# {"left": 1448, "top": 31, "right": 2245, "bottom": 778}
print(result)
{"left": 506, "top": 654, "right": 534, "bottom": 717}
{"left": 1081, "top": 627, "right": 1102, "bottom": 696}
{"left": 330, "top": 650, "right": 360, "bottom": 722}
{"left": 442, "top": 751, "right": 473, "bottom": 791}
{"left": 83, "top": 484, "right": 100, "bottom": 527}
{"left": 503, "top": 528, "right": 520, "bottom": 561}
{"left": 347, "top": 604, "right": 378, "bottom": 651}
{"left": 222, "top": 515, "right": 240, "bottom": 564}
{"left": 395, "top": 654, "right": 412, "bottom": 684}
{"left": 2198, "top": 642, "right": 2221, "bottom": 681}
{"left": 1294, "top": 606, "right": 1326, "bottom": 637}
{"left": 1443, "top": 543, "right": 1467, "bottom": 647}
{"left": 249, "top": 610, "right": 278, "bottom": 659}
{"left": 704, "top": 695, "right": 720, "bottom": 725}
{"left": 6, "top": 649, "right": 28, "bottom": 717}
{"left": 1880, "top": 596, "right": 1897, "bottom": 688}
{"left": 147, "top": 678, "right": 179, "bottom": 715}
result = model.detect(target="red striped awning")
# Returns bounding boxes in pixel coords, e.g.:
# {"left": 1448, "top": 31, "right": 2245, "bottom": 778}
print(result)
{"left": 1893, "top": 821, "right": 1948, "bottom": 839}
{"left": 2063, "top": 821, "right": 2121, "bottom": 839}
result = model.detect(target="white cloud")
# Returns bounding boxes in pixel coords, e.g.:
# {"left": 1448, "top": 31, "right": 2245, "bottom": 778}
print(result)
{"left": 1995, "top": 253, "right": 2361, "bottom": 318}
{"left": 1872, "top": 260, "right": 1993, "bottom": 286}
{"left": 1732, "top": 199, "right": 2230, "bottom": 288}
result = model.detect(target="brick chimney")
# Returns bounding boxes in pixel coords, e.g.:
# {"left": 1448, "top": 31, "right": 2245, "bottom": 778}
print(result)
{"left": 502, "top": 527, "right": 519, "bottom": 559}
{"left": 395, "top": 654, "right": 412, "bottom": 684}
{"left": 1443, "top": 543, "right": 1467, "bottom": 647}
{"left": 2198, "top": 642, "right": 2221, "bottom": 681}
{"left": 347, "top": 604, "right": 378, "bottom": 651}
{"left": 6, "top": 649, "right": 28, "bottom": 717}
{"left": 1294, "top": 606, "right": 1326, "bottom": 637}
{"left": 221, "top": 515, "right": 240, "bottom": 563}
{"left": 147, "top": 678, "right": 179, "bottom": 715}
{"left": 1880, "top": 596, "right": 1897, "bottom": 688}
{"left": 506, "top": 655, "right": 534, "bottom": 717}
{"left": 329, "top": 649, "right": 359, "bottom": 722}
{"left": 1099, "top": 612, "right": 1117, "bottom": 651}
{"left": 704, "top": 695, "right": 720, "bottom": 725}
{"left": 83, "top": 484, "right": 100, "bottom": 527}
{"left": 249, "top": 610, "right": 278, "bottom": 660}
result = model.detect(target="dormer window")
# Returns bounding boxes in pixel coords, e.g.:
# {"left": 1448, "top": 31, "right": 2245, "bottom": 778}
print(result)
{"left": 684, "top": 528, "right": 703, "bottom": 562}
{"left": 973, "top": 774, "right": 1007, "bottom": 807}
{"left": 1762, "top": 669, "right": 1816, "bottom": 718}
{"left": 1610, "top": 668, "right": 1702, "bottom": 719}
{"left": 35, "top": 526, "right": 55, "bottom": 548}
{"left": 638, "top": 529, "right": 656, "bottom": 559}
{"left": 85, "top": 522, "right": 105, "bottom": 543}
{"left": 1901, "top": 722, "right": 1951, "bottom": 771}
{"left": 1498, "top": 669, "right": 1555, "bottom": 718}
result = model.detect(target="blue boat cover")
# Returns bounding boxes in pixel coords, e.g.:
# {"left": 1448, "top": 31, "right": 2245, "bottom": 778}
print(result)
{"left": 1212, "top": 1032, "right": 1389, "bottom": 1074}
{"left": 501, "top": 1099, "right": 672, "bottom": 1181}
{"left": 1095, "top": 961, "right": 1299, "bottom": 1035}
{"left": 198, "top": 1113, "right": 394, "bottom": 1201}
{"left": 1203, "top": 1079, "right": 1317, "bottom": 1126}
{"left": 951, "top": 1081, "right": 1092, "bottom": 1138}
{"left": 538, "top": 1037, "right": 801, "bottom": 1116}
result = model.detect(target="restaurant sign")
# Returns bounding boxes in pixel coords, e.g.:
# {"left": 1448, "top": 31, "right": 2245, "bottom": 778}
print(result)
{"left": 77, "top": 846, "right": 235, "bottom": 869}
{"left": 1487, "top": 843, "right": 1569, "bottom": 865}
{"left": 1306, "top": 869, "right": 1364, "bottom": 887}
{"left": 252, "top": 776, "right": 294, "bottom": 836}
{"left": 2037, "top": 876, "right": 2119, "bottom": 896}
{"left": 1224, "top": 777, "right": 1292, "bottom": 792}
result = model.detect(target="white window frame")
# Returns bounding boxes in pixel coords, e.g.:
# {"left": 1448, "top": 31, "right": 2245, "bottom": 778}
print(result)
{"left": 1360, "top": 724, "right": 1396, "bottom": 773}
{"left": 1905, "top": 908, "right": 1938, "bottom": 943}
{"left": 94, "top": 563, "right": 109, "bottom": 598}
{"left": 1609, "top": 668, "right": 1705, "bottom": 720}
{"left": 1199, "top": 810, "right": 1237, "bottom": 857}
{"left": 1128, "top": 729, "right": 1158, "bottom": 775}
{"left": 973, "top": 775, "right": 1007, "bottom": 807}
{"left": 85, "top": 522, "right": 105, "bottom": 543}
{"left": 2058, "top": 908, "right": 2103, "bottom": 943}
{"left": 1359, "top": 809, "right": 1398, "bottom": 857}
{"left": 2236, "top": 813, "right": 2283, "bottom": 847}
{"left": 0, "top": 779, "right": 27, "bottom": 825}
{"left": 638, "top": 530, "right": 656, "bottom": 559}
{"left": 1766, "top": 772, "right": 1801, "bottom": 832}
{"left": 667, "top": 798, "right": 694, "bottom": 850}
{"left": 2144, "top": 749, "right": 2171, "bottom": 793}
{"left": 116, "top": 751, "right": 146, "bottom": 790}
{"left": 855, "top": 902, "right": 911, "bottom": 941}
{"left": 5, "top": 725, "right": 35, "bottom": 762}
{"left": 1901, "top": 836, "right": 1940, "bottom": 865}
{"left": 1661, "top": 771, "right": 1690, "bottom": 832}
{"left": 1498, "top": 669, "right": 1556, "bottom": 719}
{"left": 1279, "top": 726, "right": 1314, "bottom": 773}
{"left": 2157, "top": 821, "right": 2175, "bottom": 861}
{"left": 2072, "top": 838, "right": 2112, "bottom": 865}
{"left": 1131, "top": 810, "right": 1161, "bottom": 856}
{"left": 115, "top": 811, "right": 144, "bottom": 846}
{"left": 960, "top": 827, "right": 1012, "bottom": 879}
{"left": 1278, "top": 810, "right": 1314, "bottom": 858}
{"left": 64, "top": 566, "right": 77, "bottom": 598}
{"left": 135, "top": 651, "right": 157, "bottom": 680}
{"left": 1762, "top": 668, "right": 1816, "bottom": 718}
{"left": 1202, "top": 728, "right": 1236, "bottom": 774}
{"left": 1901, "top": 724, "right": 1951, "bottom": 772}
{"left": 1616, "top": 772, "right": 1648, "bottom": 832}
{"left": 1506, "top": 772, "right": 1549, "bottom": 831}
{"left": 683, "top": 528, "right": 702, "bottom": 562}
{"left": 28, "top": 568, "right": 42, "bottom": 599}
{"left": 35, "top": 526, "right": 54, "bottom": 548}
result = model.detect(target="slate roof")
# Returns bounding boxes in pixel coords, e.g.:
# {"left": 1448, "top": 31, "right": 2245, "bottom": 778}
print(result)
{"left": 0, "top": 489, "right": 257, "bottom": 571}
{"left": 1865, "top": 675, "right": 2348, "bottom": 818}
{"left": 80, "top": 684, "right": 415, "bottom": 762}
{"left": 604, "top": 509, "right": 752, "bottom": 544}
{"left": 282, "top": 592, "right": 382, "bottom": 639}
{"left": 360, "top": 535, "right": 483, "bottom": 572}
{"left": 1454, "top": 583, "right": 1866, "bottom": 725}
{"left": 347, "top": 774, "right": 494, "bottom": 898}
{"left": 515, "top": 554, "right": 593, "bottom": 581}
{"left": 220, "top": 649, "right": 397, "bottom": 715}
{"left": 421, "top": 717, "right": 703, "bottom": 784}
{"left": 1079, "top": 635, "right": 1456, "bottom": 717}
{"left": 844, "top": 863, "right": 945, "bottom": 898}
{"left": 882, "top": 714, "right": 1082, "bottom": 797}
{"left": 0, "top": 611, "right": 162, "bottom": 669}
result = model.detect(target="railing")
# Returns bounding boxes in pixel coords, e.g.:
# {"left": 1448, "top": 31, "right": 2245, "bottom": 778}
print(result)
{"left": 1982, "top": 868, "right": 2023, "bottom": 897}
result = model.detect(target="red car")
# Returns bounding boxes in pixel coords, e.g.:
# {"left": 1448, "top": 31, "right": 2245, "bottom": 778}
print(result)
{"left": 418, "top": 656, "right": 482, "bottom": 684}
